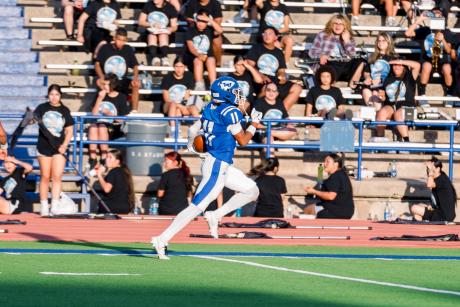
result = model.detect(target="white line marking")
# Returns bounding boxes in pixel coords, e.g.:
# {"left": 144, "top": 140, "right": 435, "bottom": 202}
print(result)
{"left": 193, "top": 256, "right": 460, "bottom": 297}
{"left": 40, "top": 272, "right": 141, "bottom": 276}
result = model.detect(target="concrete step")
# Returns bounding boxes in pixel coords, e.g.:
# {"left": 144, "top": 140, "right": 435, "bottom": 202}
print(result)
{"left": 0, "top": 39, "right": 31, "bottom": 51}
{"left": 0, "top": 62, "right": 39, "bottom": 74}
{"left": 0, "top": 5, "right": 22, "bottom": 17}
{"left": 0, "top": 0, "right": 17, "bottom": 5}
{"left": 0, "top": 96, "right": 44, "bottom": 107}
{"left": 0, "top": 17, "right": 23, "bottom": 28}
{"left": 0, "top": 52, "right": 38, "bottom": 63}
{"left": 0, "top": 28, "right": 29, "bottom": 39}
{"left": 0, "top": 85, "right": 46, "bottom": 97}
{"left": 0, "top": 74, "right": 45, "bottom": 86}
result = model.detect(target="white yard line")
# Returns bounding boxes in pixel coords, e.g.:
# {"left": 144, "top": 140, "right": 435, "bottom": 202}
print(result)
{"left": 193, "top": 256, "right": 460, "bottom": 297}
{"left": 40, "top": 272, "right": 141, "bottom": 276}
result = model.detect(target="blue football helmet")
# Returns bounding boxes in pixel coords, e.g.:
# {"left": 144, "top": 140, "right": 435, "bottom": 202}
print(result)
{"left": 210, "top": 76, "right": 244, "bottom": 106}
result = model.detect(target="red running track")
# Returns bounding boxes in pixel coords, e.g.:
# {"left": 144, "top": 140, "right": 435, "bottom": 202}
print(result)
{"left": 0, "top": 213, "right": 459, "bottom": 248}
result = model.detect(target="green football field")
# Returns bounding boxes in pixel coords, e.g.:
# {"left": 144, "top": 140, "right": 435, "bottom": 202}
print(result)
{"left": 0, "top": 241, "right": 459, "bottom": 307}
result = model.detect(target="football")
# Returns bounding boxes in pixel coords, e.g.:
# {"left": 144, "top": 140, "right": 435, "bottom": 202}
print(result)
{"left": 193, "top": 134, "right": 206, "bottom": 153}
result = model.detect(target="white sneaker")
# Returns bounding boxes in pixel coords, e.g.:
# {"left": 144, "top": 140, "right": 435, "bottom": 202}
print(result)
{"left": 40, "top": 203, "right": 49, "bottom": 216}
{"left": 151, "top": 237, "right": 169, "bottom": 260}
{"left": 161, "top": 57, "right": 170, "bottom": 67}
{"left": 351, "top": 15, "right": 360, "bottom": 26}
{"left": 233, "top": 9, "right": 246, "bottom": 23}
{"left": 204, "top": 211, "right": 219, "bottom": 239}
{"left": 50, "top": 201, "right": 61, "bottom": 216}
{"left": 151, "top": 57, "right": 161, "bottom": 66}
{"left": 385, "top": 16, "right": 397, "bottom": 27}
{"left": 8, "top": 200, "right": 19, "bottom": 214}
{"left": 194, "top": 80, "right": 206, "bottom": 91}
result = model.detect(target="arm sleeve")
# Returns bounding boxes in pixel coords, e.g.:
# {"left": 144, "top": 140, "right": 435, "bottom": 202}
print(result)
{"left": 308, "top": 32, "right": 324, "bottom": 59}
{"left": 63, "top": 107, "right": 75, "bottom": 127}
{"left": 158, "top": 173, "right": 168, "bottom": 190}
{"left": 141, "top": 2, "right": 150, "bottom": 14}
{"left": 223, "top": 108, "right": 244, "bottom": 126}
{"left": 280, "top": 177, "right": 287, "bottom": 194}
{"left": 343, "top": 39, "right": 356, "bottom": 56}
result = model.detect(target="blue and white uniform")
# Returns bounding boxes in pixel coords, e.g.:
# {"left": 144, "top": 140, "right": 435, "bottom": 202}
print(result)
{"left": 191, "top": 101, "right": 258, "bottom": 211}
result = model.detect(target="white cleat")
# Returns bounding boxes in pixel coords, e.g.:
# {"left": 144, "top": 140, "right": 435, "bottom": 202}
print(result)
{"left": 40, "top": 203, "right": 49, "bottom": 217}
{"left": 151, "top": 237, "right": 169, "bottom": 260}
{"left": 204, "top": 211, "right": 219, "bottom": 239}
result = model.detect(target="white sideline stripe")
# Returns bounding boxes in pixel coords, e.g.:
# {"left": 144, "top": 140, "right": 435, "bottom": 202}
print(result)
{"left": 40, "top": 272, "right": 141, "bottom": 276}
{"left": 194, "top": 256, "right": 460, "bottom": 297}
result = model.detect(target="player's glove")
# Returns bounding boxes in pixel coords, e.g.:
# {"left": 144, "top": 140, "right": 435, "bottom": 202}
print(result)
{"left": 187, "top": 142, "right": 207, "bottom": 159}
{"left": 250, "top": 108, "right": 263, "bottom": 124}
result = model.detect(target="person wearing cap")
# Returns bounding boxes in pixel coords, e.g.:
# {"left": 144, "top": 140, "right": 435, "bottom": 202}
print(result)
{"left": 410, "top": 157, "right": 456, "bottom": 222}
{"left": 373, "top": 58, "right": 420, "bottom": 143}
{"left": 405, "top": 7, "right": 456, "bottom": 108}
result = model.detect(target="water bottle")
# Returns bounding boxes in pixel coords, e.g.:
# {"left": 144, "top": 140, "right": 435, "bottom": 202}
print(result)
{"left": 71, "top": 60, "right": 80, "bottom": 76}
{"left": 235, "top": 208, "right": 242, "bottom": 217}
{"left": 384, "top": 202, "right": 390, "bottom": 221}
{"left": 304, "top": 127, "right": 310, "bottom": 142}
{"left": 389, "top": 160, "right": 397, "bottom": 178}
{"left": 317, "top": 163, "right": 324, "bottom": 184}
{"left": 149, "top": 196, "right": 159, "bottom": 215}
{"left": 390, "top": 205, "right": 395, "bottom": 221}
{"left": 133, "top": 206, "right": 141, "bottom": 215}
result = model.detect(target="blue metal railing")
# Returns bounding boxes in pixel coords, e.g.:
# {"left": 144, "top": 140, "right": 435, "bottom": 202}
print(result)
{"left": 3, "top": 113, "right": 459, "bottom": 182}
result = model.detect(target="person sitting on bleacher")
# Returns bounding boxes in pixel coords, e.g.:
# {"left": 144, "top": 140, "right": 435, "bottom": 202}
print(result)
{"left": 96, "top": 149, "right": 135, "bottom": 214}
{"left": 138, "top": 0, "right": 179, "bottom": 67}
{"left": 95, "top": 28, "right": 140, "bottom": 112}
{"left": 61, "top": 0, "right": 90, "bottom": 40}
{"left": 254, "top": 0, "right": 294, "bottom": 65}
{"left": 76, "top": 0, "right": 121, "bottom": 56}
{"left": 410, "top": 156, "right": 456, "bottom": 222}
{"left": 405, "top": 8, "right": 456, "bottom": 108}
{"left": 252, "top": 82, "right": 297, "bottom": 154}
{"left": 161, "top": 56, "right": 200, "bottom": 136}
{"left": 374, "top": 58, "right": 420, "bottom": 142}
{"left": 184, "top": 10, "right": 222, "bottom": 91}
{"left": 350, "top": 0, "right": 409, "bottom": 27}
{"left": 228, "top": 55, "right": 264, "bottom": 105}
{"left": 308, "top": 14, "right": 364, "bottom": 88}
{"left": 246, "top": 27, "right": 302, "bottom": 110}
{"left": 305, "top": 65, "right": 352, "bottom": 120}
{"left": 184, "top": 0, "right": 223, "bottom": 67}
{"left": 353, "top": 32, "right": 396, "bottom": 109}
{"left": 88, "top": 74, "right": 129, "bottom": 170}
{"left": 0, "top": 156, "right": 33, "bottom": 215}
{"left": 34, "top": 84, "right": 75, "bottom": 216}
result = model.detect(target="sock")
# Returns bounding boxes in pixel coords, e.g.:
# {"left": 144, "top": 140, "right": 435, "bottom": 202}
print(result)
{"left": 159, "top": 45, "right": 168, "bottom": 58}
{"left": 159, "top": 205, "right": 201, "bottom": 243}
{"left": 213, "top": 185, "right": 258, "bottom": 219}
{"left": 40, "top": 200, "right": 48, "bottom": 207}
{"left": 40, "top": 200, "right": 49, "bottom": 215}
{"left": 148, "top": 45, "right": 158, "bottom": 57}
{"left": 418, "top": 83, "right": 426, "bottom": 96}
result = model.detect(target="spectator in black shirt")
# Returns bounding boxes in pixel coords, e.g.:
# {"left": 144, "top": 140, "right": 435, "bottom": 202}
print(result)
{"left": 184, "top": 0, "right": 223, "bottom": 66}
{"left": 304, "top": 152, "right": 354, "bottom": 219}
{"left": 161, "top": 56, "right": 198, "bottom": 135}
{"left": 88, "top": 74, "right": 129, "bottom": 170}
{"left": 0, "top": 156, "right": 33, "bottom": 214}
{"left": 374, "top": 58, "right": 420, "bottom": 142}
{"left": 246, "top": 27, "right": 302, "bottom": 110}
{"left": 138, "top": 0, "right": 178, "bottom": 66}
{"left": 96, "top": 149, "right": 135, "bottom": 214}
{"left": 228, "top": 55, "right": 264, "bottom": 105}
{"left": 76, "top": 0, "right": 121, "bottom": 55}
{"left": 405, "top": 9, "right": 455, "bottom": 107}
{"left": 34, "top": 84, "right": 74, "bottom": 216}
{"left": 184, "top": 10, "right": 222, "bottom": 90}
{"left": 248, "top": 157, "right": 287, "bottom": 218}
{"left": 95, "top": 29, "right": 140, "bottom": 111}
{"left": 158, "top": 151, "right": 194, "bottom": 215}
{"left": 410, "top": 157, "right": 457, "bottom": 222}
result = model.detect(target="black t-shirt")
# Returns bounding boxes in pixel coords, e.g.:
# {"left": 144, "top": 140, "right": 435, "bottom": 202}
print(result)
{"left": 364, "top": 54, "right": 393, "bottom": 86}
{"left": 319, "top": 168, "right": 354, "bottom": 219}
{"left": 160, "top": 71, "right": 194, "bottom": 103}
{"left": 95, "top": 92, "right": 129, "bottom": 119}
{"left": 258, "top": 1, "right": 289, "bottom": 33}
{"left": 141, "top": 1, "right": 178, "bottom": 28}
{"left": 185, "top": 26, "right": 215, "bottom": 57}
{"left": 84, "top": 0, "right": 121, "bottom": 29}
{"left": 415, "top": 27, "right": 456, "bottom": 61}
{"left": 383, "top": 70, "right": 416, "bottom": 107}
{"left": 158, "top": 168, "right": 190, "bottom": 215}
{"left": 0, "top": 168, "right": 27, "bottom": 204}
{"left": 184, "top": 0, "right": 223, "bottom": 20}
{"left": 431, "top": 172, "right": 456, "bottom": 221}
{"left": 254, "top": 174, "right": 287, "bottom": 217}
{"left": 96, "top": 43, "right": 138, "bottom": 80}
{"left": 101, "top": 167, "right": 130, "bottom": 214}
{"left": 253, "top": 97, "right": 289, "bottom": 127}
{"left": 246, "top": 43, "right": 286, "bottom": 77}
{"left": 34, "top": 102, "right": 74, "bottom": 155}
{"left": 229, "top": 71, "right": 256, "bottom": 101}
{"left": 306, "top": 86, "right": 345, "bottom": 114}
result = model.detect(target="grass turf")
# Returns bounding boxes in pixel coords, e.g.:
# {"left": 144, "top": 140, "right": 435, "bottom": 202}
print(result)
{"left": 0, "top": 241, "right": 459, "bottom": 307}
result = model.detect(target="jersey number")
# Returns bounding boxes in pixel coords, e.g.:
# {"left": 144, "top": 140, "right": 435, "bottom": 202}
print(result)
{"left": 202, "top": 119, "right": 216, "bottom": 147}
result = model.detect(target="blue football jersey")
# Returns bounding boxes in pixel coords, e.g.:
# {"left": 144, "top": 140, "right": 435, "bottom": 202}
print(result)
{"left": 201, "top": 102, "right": 243, "bottom": 164}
